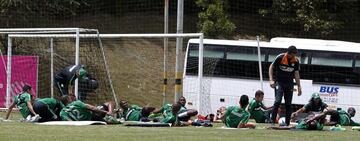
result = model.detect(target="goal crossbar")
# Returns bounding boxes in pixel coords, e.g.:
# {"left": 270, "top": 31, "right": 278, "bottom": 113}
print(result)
{"left": 0, "top": 28, "right": 97, "bottom": 33}
{"left": 8, "top": 33, "right": 203, "bottom": 38}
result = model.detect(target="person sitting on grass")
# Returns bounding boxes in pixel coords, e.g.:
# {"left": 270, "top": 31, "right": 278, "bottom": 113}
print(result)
{"left": 291, "top": 93, "right": 329, "bottom": 121}
{"left": 161, "top": 103, "right": 181, "bottom": 126}
{"left": 5, "top": 85, "right": 39, "bottom": 121}
{"left": 117, "top": 100, "right": 155, "bottom": 121}
{"left": 307, "top": 107, "right": 360, "bottom": 126}
{"left": 248, "top": 90, "right": 273, "bottom": 123}
{"left": 219, "top": 95, "right": 255, "bottom": 128}
{"left": 176, "top": 96, "right": 198, "bottom": 122}
{"left": 60, "top": 99, "right": 110, "bottom": 121}
{"left": 152, "top": 96, "right": 198, "bottom": 122}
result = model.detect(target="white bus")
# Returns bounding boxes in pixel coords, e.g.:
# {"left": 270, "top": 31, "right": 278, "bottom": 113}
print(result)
{"left": 183, "top": 37, "right": 360, "bottom": 121}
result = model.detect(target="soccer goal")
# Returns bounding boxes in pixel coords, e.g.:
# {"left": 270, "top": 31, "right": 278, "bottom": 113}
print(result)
{"left": 0, "top": 28, "right": 117, "bottom": 108}
{"left": 1, "top": 31, "right": 208, "bottom": 114}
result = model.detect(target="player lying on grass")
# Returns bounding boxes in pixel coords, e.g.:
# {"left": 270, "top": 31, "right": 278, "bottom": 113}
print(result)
{"left": 92, "top": 101, "right": 120, "bottom": 124}
{"left": 32, "top": 95, "right": 75, "bottom": 122}
{"left": 152, "top": 96, "right": 198, "bottom": 122}
{"left": 60, "top": 99, "right": 111, "bottom": 121}
{"left": 5, "top": 85, "right": 39, "bottom": 121}
{"left": 117, "top": 100, "right": 155, "bottom": 121}
{"left": 306, "top": 107, "right": 360, "bottom": 126}
{"left": 218, "top": 95, "right": 255, "bottom": 128}
{"left": 291, "top": 93, "right": 329, "bottom": 121}
{"left": 295, "top": 114, "right": 325, "bottom": 130}
{"left": 271, "top": 114, "right": 325, "bottom": 130}
{"left": 248, "top": 90, "right": 273, "bottom": 123}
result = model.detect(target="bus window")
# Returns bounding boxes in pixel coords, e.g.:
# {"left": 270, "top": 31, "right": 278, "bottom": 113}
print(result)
{"left": 226, "top": 52, "right": 265, "bottom": 61}
{"left": 189, "top": 50, "right": 224, "bottom": 58}
{"left": 299, "top": 52, "right": 309, "bottom": 64}
{"left": 188, "top": 44, "right": 225, "bottom": 58}
{"left": 311, "top": 52, "right": 353, "bottom": 67}
{"left": 355, "top": 59, "right": 360, "bottom": 67}
{"left": 267, "top": 49, "right": 287, "bottom": 62}
{"left": 306, "top": 52, "right": 358, "bottom": 85}
{"left": 268, "top": 51, "right": 308, "bottom": 64}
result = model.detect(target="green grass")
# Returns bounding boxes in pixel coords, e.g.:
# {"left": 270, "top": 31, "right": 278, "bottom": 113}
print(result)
{"left": 1, "top": 112, "right": 359, "bottom": 141}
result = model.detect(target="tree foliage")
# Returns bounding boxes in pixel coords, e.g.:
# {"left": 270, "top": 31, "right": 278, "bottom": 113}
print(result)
{"left": 259, "top": 0, "right": 356, "bottom": 37}
{"left": 0, "top": 0, "right": 88, "bottom": 27}
{"left": 196, "top": 0, "right": 236, "bottom": 39}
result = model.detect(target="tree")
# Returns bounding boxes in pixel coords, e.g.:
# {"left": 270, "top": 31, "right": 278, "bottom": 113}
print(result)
{"left": 196, "top": 0, "right": 236, "bottom": 39}
{"left": 0, "top": 0, "right": 88, "bottom": 27}
{"left": 259, "top": 0, "right": 356, "bottom": 37}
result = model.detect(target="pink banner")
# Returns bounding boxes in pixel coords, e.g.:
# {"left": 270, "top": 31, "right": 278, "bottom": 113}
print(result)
{"left": 0, "top": 56, "right": 38, "bottom": 108}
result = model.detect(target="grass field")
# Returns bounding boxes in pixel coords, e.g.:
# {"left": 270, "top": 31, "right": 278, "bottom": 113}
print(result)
{"left": 1, "top": 112, "right": 359, "bottom": 141}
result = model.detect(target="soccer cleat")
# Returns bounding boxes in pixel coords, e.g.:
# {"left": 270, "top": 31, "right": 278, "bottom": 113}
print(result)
{"left": 330, "top": 125, "right": 346, "bottom": 131}
{"left": 25, "top": 115, "right": 32, "bottom": 122}
{"left": 29, "top": 115, "right": 41, "bottom": 122}
{"left": 352, "top": 126, "right": 360, "bottom": 131}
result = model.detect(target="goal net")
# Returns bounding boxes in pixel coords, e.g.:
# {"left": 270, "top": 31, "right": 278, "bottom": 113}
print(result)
{"left": 0, "top": 28, "right": 117, "bottom": 108}
{"left": 95, "top": 34, "right": 204, "bottom": 110}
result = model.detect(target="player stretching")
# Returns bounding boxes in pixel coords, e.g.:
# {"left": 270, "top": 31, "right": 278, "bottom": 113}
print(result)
{"left": 219, "top": 95, "right": 255, "bottom": 128}
{"left": 60, "top": 100, "right": 110, "bottom": 121}
{"left": 118, "top": 100, "right": 155, "bottom": 121}
{"left": 5, "top": 85, "right": 39, "bottom": 121}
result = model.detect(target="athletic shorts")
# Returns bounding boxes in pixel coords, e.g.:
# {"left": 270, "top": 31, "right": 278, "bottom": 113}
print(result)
{"left": 33, "top": 101, "right": 56, "bottom": 122}
{"left": 92, "top": 104, "right": 109, "bottom": 121}
{"left": 177, "top": 109, "right": 191, "bottom": 121}
{"left": 330, "top": 110, "right": 340, "bottom": 123}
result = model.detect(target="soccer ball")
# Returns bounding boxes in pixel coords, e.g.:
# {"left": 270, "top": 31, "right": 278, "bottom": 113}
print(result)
{"left": 278, "top": 117, "right": 286, "bottom": 126}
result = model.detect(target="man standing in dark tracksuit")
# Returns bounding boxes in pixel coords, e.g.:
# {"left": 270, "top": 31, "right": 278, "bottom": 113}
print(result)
{"left": 54, "top": 65, "right": 87, "bottom": 96}
{"left": 269, "top": 46, "right": 302, "bottom": 126}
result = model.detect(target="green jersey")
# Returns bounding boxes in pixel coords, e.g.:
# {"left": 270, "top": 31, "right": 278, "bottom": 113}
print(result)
{"left": 179, "top": 106, "right": 187, "bottom": 113}
{"left": 119, "top": 105, "right": 142, "bottom": 121}
{"left": 248, "top": 99, "right": 265, "bottom": 123}
{"left": 38, "top": 98, "right": 64, "bottom": 120}
{"left": 159, "top": 104, "right": 172, "bottom": 115}
{"left": 224, "top": 106, "right": 250, "bottom": 128}
{"left": 60, "top": 100, "right": 92, "bottom": 121}
{"left": 161, "top": 112, "right": 176, "bottom": 123}
{"left": 337, "top": 110, "right": 360, "bottom": 126}
{"left": 296, "top": 119, "right": 323, "bottom": 130}
{"left": 13, "top": 92, "right": 32, "bottom": 118}
{"left": 159, "top": 103, "right": 186, "bottom": 116}
{"left": 38, "top": 98, "right": 64, "bottom": 111}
